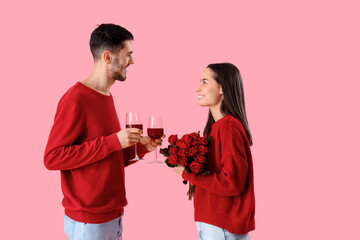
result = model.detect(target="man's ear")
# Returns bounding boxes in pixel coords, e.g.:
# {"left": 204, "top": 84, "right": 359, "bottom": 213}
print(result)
{"left": 103, "top": 51, "right": 112, "bottom": 64}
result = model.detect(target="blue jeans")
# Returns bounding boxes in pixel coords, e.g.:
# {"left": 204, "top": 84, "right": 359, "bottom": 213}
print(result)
{"left": 64, "top": 215, "right": 123, "bottom": 240}
{"left": 196, "top": 222, "right": 249, "bottom": 240}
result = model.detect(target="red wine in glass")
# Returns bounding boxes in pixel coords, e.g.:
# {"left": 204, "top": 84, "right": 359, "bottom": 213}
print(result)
{"left": 126, "top": 124, "right": 143, "bottom": 130}
{"left": 126, "top": 112, "right": 144, "bottom": 161}
{"left": 147, "top": 128, "right": 164, "bottom": 140}
{"left": 148, "top": 116, "right": 163, "bottom": 163}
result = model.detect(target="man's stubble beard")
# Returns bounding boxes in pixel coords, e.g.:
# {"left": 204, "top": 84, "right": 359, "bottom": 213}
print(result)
{"left": 111, "top": 58, "right": 126, "bottom": 82}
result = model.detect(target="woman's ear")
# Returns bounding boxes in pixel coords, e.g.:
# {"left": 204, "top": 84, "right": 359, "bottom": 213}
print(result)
{"left": 220, "top": 88, "right": 223, "bottom": 94}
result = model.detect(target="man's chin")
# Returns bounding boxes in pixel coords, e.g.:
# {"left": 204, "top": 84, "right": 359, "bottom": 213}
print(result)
{"left": 115, "top": 75, "right": 126, "bottom": 82}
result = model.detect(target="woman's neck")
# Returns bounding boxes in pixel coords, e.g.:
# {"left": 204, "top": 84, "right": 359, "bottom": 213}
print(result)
{"left": 210, "top": 104, "right": 225, "bottom": 122}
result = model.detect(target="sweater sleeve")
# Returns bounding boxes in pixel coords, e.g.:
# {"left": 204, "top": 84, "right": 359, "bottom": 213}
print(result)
{"left": 122, "top": 143, "right": 149, "bottom": 167}
{"left": 44, "top": 98, "right": 122, "bottom": 170}
{"left": 182, "top": 120, "right": 249, "bottom": 196}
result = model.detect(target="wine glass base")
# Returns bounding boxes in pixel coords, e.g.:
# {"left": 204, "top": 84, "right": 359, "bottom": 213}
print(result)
{"left": 129, "top": 157, "right": 145, "bottom": 161}
{"left": 148, "top": 160, "right": 163, "bottom": 164}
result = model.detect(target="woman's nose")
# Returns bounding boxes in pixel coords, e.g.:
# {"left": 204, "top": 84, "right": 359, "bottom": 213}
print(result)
{"left": 196, "top": 84, "right": 201, "bottom": 92}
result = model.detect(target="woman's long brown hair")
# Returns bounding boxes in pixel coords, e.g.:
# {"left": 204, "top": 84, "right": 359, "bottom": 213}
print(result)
{"left": 203, "top": 63, "right": 253, "bottom": 146}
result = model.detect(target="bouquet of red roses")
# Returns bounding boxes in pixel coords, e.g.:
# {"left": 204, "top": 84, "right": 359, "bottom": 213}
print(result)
{"left": 160, "top": 132, "right": 211, "bottom": 199}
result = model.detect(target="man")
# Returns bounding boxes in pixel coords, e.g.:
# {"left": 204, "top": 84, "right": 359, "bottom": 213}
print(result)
{"left": 44, "top": 23, "right": 162, "bottom": 240}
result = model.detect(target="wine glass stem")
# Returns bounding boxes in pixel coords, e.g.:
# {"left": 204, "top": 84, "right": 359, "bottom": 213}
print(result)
{"left": 135, "top": 143, "right": 138, "bottom": 158}
{"left": 154, "top": 146, "right": 158, "bottom": 161}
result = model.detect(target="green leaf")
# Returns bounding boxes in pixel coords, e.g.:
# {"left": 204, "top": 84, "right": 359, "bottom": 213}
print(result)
{"left": 164, "top": 159, "right": 177, "bottom": 168}
{"left": 159, "top": 148, "right": 170, "bottom": 157}
{"left": 185, "top": 166, "right": 192, "bottom": 173}
{"left": 201, "top": 170, "right": 211, "bottom": 175}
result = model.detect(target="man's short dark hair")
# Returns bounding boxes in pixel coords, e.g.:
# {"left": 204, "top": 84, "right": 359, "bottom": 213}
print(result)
{"left": 90, "top": 23, "right": 134, "bottom": 61}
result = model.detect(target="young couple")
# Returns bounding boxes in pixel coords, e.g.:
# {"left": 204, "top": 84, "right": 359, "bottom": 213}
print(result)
{"left": 44, "top": 23, "right": 255, "bottom": 240}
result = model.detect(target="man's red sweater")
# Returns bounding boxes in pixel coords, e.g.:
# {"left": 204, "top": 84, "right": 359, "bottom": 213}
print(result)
{"left": 44, "top": 82, "right": 147, "bottom": 223}
{"left": 182, "top": 115, "right": 255, "bottom": 235}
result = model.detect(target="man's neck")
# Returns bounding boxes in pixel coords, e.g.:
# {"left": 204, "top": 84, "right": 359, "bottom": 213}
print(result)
{"left": 82, "top": 64, "right": 114, "bottom": 96}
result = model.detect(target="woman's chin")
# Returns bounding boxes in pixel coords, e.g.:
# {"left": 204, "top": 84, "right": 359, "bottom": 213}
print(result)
{"left": 198, "top": 101, "right": 208, "bottom": 107}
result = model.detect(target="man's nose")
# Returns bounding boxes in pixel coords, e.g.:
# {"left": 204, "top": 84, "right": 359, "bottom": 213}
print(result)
{"left": 129, "top": 56, "right": 134, "bottom": 65}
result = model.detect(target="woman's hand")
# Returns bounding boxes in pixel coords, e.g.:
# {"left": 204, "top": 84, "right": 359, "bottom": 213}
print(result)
{"left": 174, "top": 165, "right": 185, "bottom": 175}
{"left": 140, "top": 134, "right": 166, "bottom": 151}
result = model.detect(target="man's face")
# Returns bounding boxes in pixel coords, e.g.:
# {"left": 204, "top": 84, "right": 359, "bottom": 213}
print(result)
{"left": 110, "top": 40, "right": 134, "bottom": 81}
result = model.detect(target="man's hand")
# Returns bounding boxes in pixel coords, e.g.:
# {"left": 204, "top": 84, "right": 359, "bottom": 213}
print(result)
{"left": 117, "top": 128, "right": 142, "bottom": 149}
{"left": 140, "top": 134, "right": 166, "bottom": 151}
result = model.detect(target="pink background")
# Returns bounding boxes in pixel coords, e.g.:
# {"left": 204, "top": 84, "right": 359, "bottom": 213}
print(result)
{"left": 1, "top": 0, "right": 359, "bottom": 239}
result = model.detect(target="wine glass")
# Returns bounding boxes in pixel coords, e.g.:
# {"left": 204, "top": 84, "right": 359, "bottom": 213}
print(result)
{"left": 126, "top": 112, "right": 144, "bottom": 161}
{"left": 147, "top": 116, "right": 164, "bottom": 163}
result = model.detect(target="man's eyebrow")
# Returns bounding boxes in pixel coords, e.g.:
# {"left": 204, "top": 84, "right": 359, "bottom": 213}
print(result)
{"left": 127, "top": 51, "right": 133, "bottom": 54}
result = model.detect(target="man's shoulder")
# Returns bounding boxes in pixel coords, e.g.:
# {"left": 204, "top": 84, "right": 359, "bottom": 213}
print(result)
{"left": 60, "top": 82, "right": 87, "bottom": 103}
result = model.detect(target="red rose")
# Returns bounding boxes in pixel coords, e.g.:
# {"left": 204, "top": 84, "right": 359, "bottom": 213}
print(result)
{"left": 187, "top": 147, "right": 198, "bottom": 158}
{"left": 198, "top": 145, "right": 207, "bottom": 155}
{"left": 167, "top": 155, "right": 179, "bottom": 165}
{"left": 195, "top": 155, "right": 206, "bottom": 163}
{"left": 168, "top": 134, "right": 178, "bottom": 145}
{"left": 190, "top": 132, "right": 199, "bottom": 140}
{"left": 191, "top": 141, "right": 200, "bottom": 148}
{"left": 176, "top": 140, "right": 190, "bottom": 149}
{"left": 179, "top": 156, "right": 188, "bottom": 166}
{"left": 190, "top": 161, "right": 204, "bottom": 174}
{"left": 177, "top": 148, "right": 187, "bottom": 157}
{"left": 169, "top": 146, "right": 178, "bottom": 156}
{"left": 198, "top": 137, "right": 208, "bottom": 145}
{"left": 182, "top": 134, "right": 192, "bottom": 144}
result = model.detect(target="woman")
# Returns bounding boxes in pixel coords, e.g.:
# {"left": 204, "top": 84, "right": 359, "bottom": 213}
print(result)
{"left": 173, "top": 63, "right": 255, "bottom": 240}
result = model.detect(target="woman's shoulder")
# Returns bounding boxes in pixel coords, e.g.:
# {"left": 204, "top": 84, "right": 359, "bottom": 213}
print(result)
{"left": 214, "top": 115, "right": 245, "bottom": 135}
{"left": 211, "top": 115, "right": 253, "bottom": 149}
{"left": 220, "top": 115, "right": 244, "bottom": 128}
{"left": 213, "top": 116, "right": 249, "bottom": 151}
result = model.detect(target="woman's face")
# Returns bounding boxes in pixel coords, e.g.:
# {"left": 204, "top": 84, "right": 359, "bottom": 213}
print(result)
{"left": 196, "top": 68, "right": 223, "bottom": 107}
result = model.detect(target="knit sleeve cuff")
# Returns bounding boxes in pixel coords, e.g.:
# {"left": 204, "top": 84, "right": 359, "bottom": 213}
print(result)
{"left": 182, "top": 171, "right": 195, "bottom": 182}
{"left": 106, "top": 133, "right": 122, "bottom": 152}
{"left": 137, "top": 142, "right": 149, "bottom": 157}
